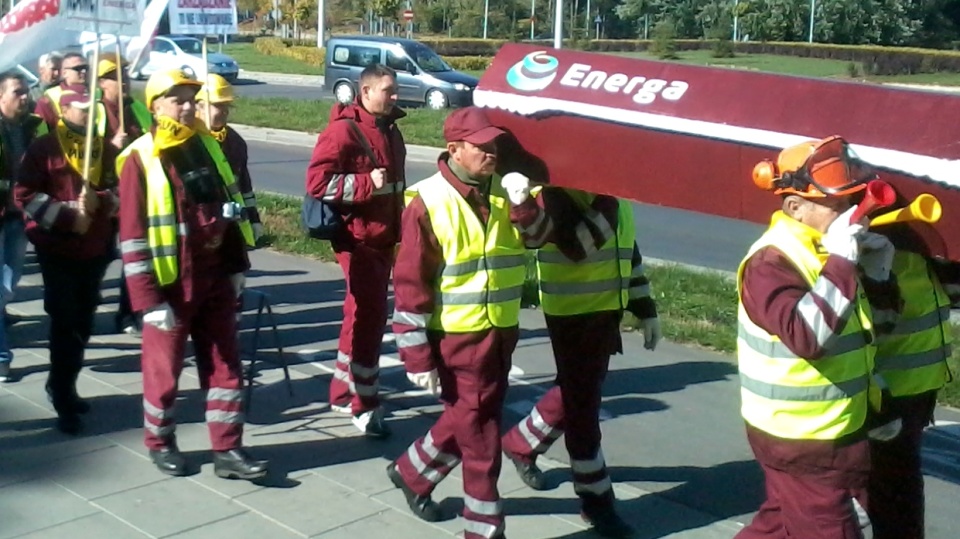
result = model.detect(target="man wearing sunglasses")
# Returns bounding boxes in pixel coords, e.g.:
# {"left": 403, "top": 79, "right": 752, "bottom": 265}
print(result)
{"left": 735, "top": 136, "right": 899, "bottom": 539}
{"left": 34, "top": 52, "right": 88, "bottom": 132}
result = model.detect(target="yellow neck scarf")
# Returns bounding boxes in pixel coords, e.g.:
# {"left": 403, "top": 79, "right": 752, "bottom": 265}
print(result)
{"left": 153, "top": 116, "right": 210, "bottom": 155}
{"left": 56, "top": 122, "right": 102, "bottom": 187}
{"left": 209, "top": 126, "right": 228, "bottom": 143}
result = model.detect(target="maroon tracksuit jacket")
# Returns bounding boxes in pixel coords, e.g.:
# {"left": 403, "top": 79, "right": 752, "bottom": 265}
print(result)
{"left": 304, "top": 100, "right": 406, "bottom": 414}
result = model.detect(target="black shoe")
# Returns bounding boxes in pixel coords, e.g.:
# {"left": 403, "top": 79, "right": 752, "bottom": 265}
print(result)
{"left": 504, "top": 451, "right": 546, "bottom": 490}
{"left": 386, "top": 462, "right": 442, "bottom": 522}
{"left": 353, "top": 408, "right": 392, "bottom": 439}
{"left": 149, "top": 444, "right": 188, "bottom": 476}
{"left": 46, "top": 384, "right": 91, "bottom": 415}
{"left": 4, "top": 312, "right": 23, "bottom": 327}
{"left": 115, "top": 314, "right": 142, "bottom": 337}
{"left": 213, "top": 448, "right": 269, "bottom": 480}
{"left": 55, "top": 413, "right": 82, "bottom": 435}
{"left": 581, "top": 506, "right": 635, "bottom": 538}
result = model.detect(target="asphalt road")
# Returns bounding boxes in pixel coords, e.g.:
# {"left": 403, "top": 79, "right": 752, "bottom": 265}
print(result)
{"left": 247, "top": 140, "right": 765, "bottom": 272}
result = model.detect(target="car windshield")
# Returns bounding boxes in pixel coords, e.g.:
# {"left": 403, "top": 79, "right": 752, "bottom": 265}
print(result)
{"left": 405, "top": 44, "right": 451, "bottom": 73}
{"left": 172, "top": 38, "right": 204, "bottom": 55}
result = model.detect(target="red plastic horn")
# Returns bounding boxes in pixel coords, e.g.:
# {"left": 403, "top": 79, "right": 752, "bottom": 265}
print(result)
{"left": 850, "top": 180, "right": 896, "bottom": 224}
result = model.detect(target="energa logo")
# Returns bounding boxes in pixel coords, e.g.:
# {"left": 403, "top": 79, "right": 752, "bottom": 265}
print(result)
{"left": 506, "top": 51, "right": 559, "bottom": 92}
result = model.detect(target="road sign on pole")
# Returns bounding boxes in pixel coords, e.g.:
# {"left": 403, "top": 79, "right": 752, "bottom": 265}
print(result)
{"left": 403, "top": 9, "right": 413, "bottom": 21}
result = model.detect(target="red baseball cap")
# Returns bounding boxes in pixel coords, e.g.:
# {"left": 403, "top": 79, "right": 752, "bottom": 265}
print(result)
{"left": 443, "top": 107, "right": 505, "bottom": 146}
{"left": 59, "top": 90, "right": 95, "bottom": 111}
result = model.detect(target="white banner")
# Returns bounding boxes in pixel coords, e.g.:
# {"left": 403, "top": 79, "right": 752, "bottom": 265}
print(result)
{"left": 60, "top": 0, "right": 145, "bottom": 36}
{"left": 168, "top": 0, "right": 238, "bottom": 35}
{"left": 0, "top": 0, "right": 82, "bottom": 73}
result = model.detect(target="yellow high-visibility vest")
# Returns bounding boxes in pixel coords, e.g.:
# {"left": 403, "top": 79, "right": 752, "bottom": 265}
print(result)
{"left": 737, "top": 211, "right": 877, "bottom": 441}
{"left": 117, "top": 132, "right": 254, "bottom": 286}
{"left": 96, "top": 100, "right": 153, "bottom": 138}
{"left": 876, "top": 250, "right": 953, "bottom": 397}
{"left": 537, "top": 189, "right": 634, "bottom": 316}
{"left": 405, "top": 172, "right": 526, "bottom": 332}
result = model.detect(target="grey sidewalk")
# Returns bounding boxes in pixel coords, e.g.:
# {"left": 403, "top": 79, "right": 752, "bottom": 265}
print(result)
{"left": 0, "top": 251, "right": 739, "bottom": 539}
{"left": 0, "top": 248, "right": 744, "bottom": 539}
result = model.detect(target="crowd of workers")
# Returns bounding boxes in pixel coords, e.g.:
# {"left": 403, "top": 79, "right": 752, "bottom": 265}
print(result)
{"left": 0, "top": 46, "right": 955, "bottom": 539}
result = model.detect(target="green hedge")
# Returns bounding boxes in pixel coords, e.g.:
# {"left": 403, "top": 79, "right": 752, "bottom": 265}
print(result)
{"left": 255, "top": 37, "right": 326, "bottom": 73}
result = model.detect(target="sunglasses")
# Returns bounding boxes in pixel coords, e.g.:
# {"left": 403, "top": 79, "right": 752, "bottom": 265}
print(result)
{"left": 65, "top": 65, "right": 89, "bottom": 72}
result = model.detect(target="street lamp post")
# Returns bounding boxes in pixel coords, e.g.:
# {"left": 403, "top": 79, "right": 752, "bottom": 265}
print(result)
{"left": 732, "top": 0, "right": 738, "bottom": 41}
{"left": 316, "top": 0, "right": 324, "bottom": 47}
{"left": 530, "top": 0, "right": 535, "bottom": 40}
{"left": 553, "top": 0, "right": 562, "bottom": 49}
{"left": 808, "top": 0, "right": 815, "bottom": 43}
{"left": 483, "top": 0, "right": 489, "bottom": 39}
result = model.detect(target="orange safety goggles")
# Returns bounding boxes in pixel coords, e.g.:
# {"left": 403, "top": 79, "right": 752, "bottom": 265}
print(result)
{"left": 759, "top": 136, "right": 878, "bottom": 198}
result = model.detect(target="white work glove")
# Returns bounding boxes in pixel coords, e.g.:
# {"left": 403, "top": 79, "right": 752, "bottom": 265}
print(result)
{"left": 229, "top": 273, "right": 246, "bottom": 298}
{"left": 858, "top": 232, "right": 895, "bottom": 281}
{"left": 640, "top": 317, "right": 662, "bottom": 351}
{"left": 143, "top": 303, "right": 175, "bottom": 331}
{"left": 501, "top": 172, "right": 531, "bottom": 205}
{"left": 407, "top": 369, "right": 440, "bottom": 395}
{"left": 252, "top": 223, "right": 264, "bottom": 242}
{"left": 821, "top": 206, "right": 864, "bottom": 262}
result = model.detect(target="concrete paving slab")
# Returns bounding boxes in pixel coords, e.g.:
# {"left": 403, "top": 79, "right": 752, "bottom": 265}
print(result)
{"left": 234, "top": 473, "right": 387, "bottom": 537}
{"left": 0, "top": 479, "right": 99, "bottom": 539}
{"left": 94, "top": 478, "right": 246, "bottom": 537}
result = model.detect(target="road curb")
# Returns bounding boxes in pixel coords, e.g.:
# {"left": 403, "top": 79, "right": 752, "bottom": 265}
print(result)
{"left": 240, "top": 69, "right": 324, "bottom": 87}
{"left": 232, "top": 123, "right": 444, "bottom": 163}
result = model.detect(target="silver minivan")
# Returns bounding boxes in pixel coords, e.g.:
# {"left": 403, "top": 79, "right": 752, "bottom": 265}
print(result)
{"left": 323, "top": 36, "right": 479, "bottom": 109}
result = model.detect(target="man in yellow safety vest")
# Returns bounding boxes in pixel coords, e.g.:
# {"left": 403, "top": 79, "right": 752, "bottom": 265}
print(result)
{"left": 116, "top": 68, "right": 267, "bottom": 481}
{"left": 735, "top": 136, "right": 900, "bottom": 539}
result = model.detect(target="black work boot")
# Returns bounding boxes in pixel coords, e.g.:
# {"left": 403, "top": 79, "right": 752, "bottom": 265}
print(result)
{"left": 150, "top": 441, "right": 189, "bottom": 477}
{"left": 504, "top": 450, "right": 546, "bottom": 490}
{"left": 46, "top": 383, "right": 90, "bottom": 415}
{"left": 55, "top": 412, "right": 82, "bottom": 435}
{"left": 581, "top": 505, "right": 635, "bottom": 538}
{"left": 213, "top": 448, "right": 269, "bottom": 480}
{"left": 386, "top": 462, "right": 442, "bottom": 522}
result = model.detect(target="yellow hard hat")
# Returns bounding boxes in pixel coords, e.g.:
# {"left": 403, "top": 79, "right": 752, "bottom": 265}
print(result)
{"left": 197, "top": 74, "right": 235, "bottom": 104}
{"left": 97, "top": 52, "right": 126, "bottom": 78}
{"left": 144, "top": 68, "right": 203, "bottom": 108}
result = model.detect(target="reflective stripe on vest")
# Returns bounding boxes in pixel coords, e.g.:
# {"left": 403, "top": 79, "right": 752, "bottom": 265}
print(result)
{"left": 875, "top": 251, "right": 953, "bottom": 397}
{"left": 96, "top": 100, "right": 153, "bottom": 137}
{"left": 537, "top": 192, "right": 635, "bottom": 316}
{"left": 117, "top": 132, "right": 255, "bottom": 286}
{"left": 736, "top": 211, "right": 876, "bottom": 441}
{"left": 406, "top": 172, "right": 526, "bottom": 332}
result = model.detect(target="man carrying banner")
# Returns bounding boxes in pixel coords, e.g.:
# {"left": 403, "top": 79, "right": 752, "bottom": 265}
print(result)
{"left": 96, "top": 53, "right": 152, "bottom": 336}
{"left": 34, "top": 52, "right": 88, "bottom": 131}
{"left": 196, "top": 74, "right": 262, "bottom": 243}
{"left": 15, "top": 90, "right": 116, "bottom": 433}
{"left": 117, "top": 69, "right": 268, "bottom": 480}
{"left": 0, "top": 70, "right": 48, "bottom": 383}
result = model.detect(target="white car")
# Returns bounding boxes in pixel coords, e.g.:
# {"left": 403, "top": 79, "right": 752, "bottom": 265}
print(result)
{"left": 131, "top": 36, "right": 239, "bottom": 81}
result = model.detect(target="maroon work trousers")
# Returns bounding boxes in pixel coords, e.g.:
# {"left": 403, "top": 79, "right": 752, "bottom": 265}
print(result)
{"left": 736, "top": 459, "right": 868, "bottom": 539}
{"left": 394, "top": 328, "right": 518, "bottom": 539}
{"left": 328, "top": 244, "right": 393, "bottom": 415}
{"left": 141, "top": 277, "right": 244, "bottom": 452}
{"left": 868, "top": 391, "right": 937, "bottom": 539}
{"left": 501, "top": 344, "right": 614, "bottom": 510}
